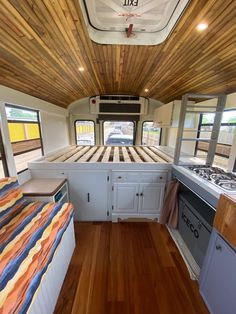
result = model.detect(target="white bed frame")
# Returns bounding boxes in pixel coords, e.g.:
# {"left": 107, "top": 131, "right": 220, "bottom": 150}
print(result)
{"left": 28, "top": 219, "right": 75, "bottom": 314}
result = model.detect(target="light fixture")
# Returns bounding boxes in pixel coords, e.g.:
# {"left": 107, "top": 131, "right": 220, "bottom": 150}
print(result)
{"left": 78, "top": 67, "right": 84, "bottom": 72}
{"left": 196, "top": 23, "right": 208, "bottom": 31}
{"left": 144, "top": 88, "right": 149, "bottom": 92}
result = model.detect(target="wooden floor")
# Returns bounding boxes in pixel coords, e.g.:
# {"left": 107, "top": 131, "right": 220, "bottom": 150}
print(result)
{"left": 54, "top": 222, "right": 209, "bottom": 314}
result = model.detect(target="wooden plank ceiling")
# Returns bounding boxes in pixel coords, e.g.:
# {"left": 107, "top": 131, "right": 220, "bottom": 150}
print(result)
{"left": 0, "top": 0, "right": 236, "bottom": 108}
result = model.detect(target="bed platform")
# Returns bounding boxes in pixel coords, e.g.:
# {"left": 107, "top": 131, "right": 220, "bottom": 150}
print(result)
{"left": 39, "top": 145, "right": 172, "bottom": 164}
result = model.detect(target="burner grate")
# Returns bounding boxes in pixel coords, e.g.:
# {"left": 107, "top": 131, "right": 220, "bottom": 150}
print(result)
{"left": 186, "top": 165, "right": 236, "bottom": 191}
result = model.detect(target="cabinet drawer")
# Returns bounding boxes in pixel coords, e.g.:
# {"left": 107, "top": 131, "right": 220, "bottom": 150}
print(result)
{"left": 112, "top": 171, "right": 167, "bottom": 183}
{"left": 142, "top": 172, "right": 167, "bottom": 183}
{"left": 112, "top": 172, "right": 139, "bottom": 183}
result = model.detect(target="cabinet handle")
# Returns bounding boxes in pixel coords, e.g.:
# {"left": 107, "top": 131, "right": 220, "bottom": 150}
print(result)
{"left": 87, "top": 193, "right": 90, "bottom": 202}
{"left": 118, "top": 176, "right": 122, "bottom": 179}
{"left": 160, "top": 176, "right": 163, "bottom": 179}
{"left": 140, "top": 193, "right": 143, "bottom": 197}
{"left": 215, "top": 244, "right": 222, "bottom": 251}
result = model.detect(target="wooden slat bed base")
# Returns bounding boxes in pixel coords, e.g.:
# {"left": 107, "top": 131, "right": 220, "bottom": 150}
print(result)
{"left": 101, "top": 147, "right": 112, "bottom": 162}
{"left": 89, "top": 146, "right": 105, "bottom": 162}
{"left": 135, "top": 147, "right": 155, "bottom": 163}
{"left": 128, "top": 147, "right": 143, "bottom": 163}
{"left": 113, "top": 147, "right": 120, "bottom": 163}
{"left": 148, "top": 147, "right": 172, "bottom": 162}
{"left": 64, "top": 146, "right": 91, "bottom": 162}
{"left": 77, "top": 146, "right": 98, "bottom": 162}
{"left": 142, "top": 147, "right": 167, "bottom": 163}
{"left": 40, "top": 146, "right": 170, "bottom": 164}
{"left": 53, "top": 146, "right": 83, "bottom": 162}
{"left": 121, "top": 147, "right": 131, "bottom": 163}
{"left": 44, "top": 146, "right": 76, "bottom": 162}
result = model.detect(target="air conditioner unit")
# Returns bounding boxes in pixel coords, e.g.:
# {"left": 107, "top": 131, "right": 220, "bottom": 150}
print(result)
{"left": 89, "top": 95, "right": 148, "bottom": 115}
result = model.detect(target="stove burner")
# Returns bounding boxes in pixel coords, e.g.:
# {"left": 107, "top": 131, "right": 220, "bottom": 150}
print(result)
{"left": 186, "top": 165, "right": 236, "bottom": 191}
{"left": 218, "top": 180, "right": 236, "bottom": 191}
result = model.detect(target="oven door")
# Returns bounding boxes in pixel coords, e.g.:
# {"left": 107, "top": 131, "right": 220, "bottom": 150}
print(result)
{"left": 178, "top": 194, "right": 213, "bottom": 268}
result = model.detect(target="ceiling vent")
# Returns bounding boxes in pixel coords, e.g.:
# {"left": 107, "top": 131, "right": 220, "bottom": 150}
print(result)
{"left": 89, "top": 95, "right": 148, "bottom": 115}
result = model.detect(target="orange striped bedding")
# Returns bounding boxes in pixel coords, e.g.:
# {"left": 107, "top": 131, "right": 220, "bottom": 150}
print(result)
{"left": 0, "top": 177, "right": 74, "bottom": 314}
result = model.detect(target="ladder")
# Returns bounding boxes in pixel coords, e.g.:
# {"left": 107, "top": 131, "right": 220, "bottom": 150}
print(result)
{"left": 174, "top": 93, "right": 226, "bottom": 166}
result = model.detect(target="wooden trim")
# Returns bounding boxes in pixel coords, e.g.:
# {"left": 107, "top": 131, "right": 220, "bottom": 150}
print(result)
{"left": 214, "top": 194, "right": 236, "bottom": 249}
{"left": 0, "top": 128, "right": 9, "bottom": 176}
{"left": 21, "top": 178, "right": 67, "bottom": 196}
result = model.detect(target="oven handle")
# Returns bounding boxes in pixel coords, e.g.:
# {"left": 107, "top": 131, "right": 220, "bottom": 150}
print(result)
{"left": 172, "top": 175, "right": 216, "bottom": 211}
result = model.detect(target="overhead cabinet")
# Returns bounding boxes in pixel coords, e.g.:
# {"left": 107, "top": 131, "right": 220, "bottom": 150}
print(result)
{"left": 154, "top": 100, "right": 196, "bottom": 128}
{"left": 154, "top": 102, "right": 173, "bottom": 127}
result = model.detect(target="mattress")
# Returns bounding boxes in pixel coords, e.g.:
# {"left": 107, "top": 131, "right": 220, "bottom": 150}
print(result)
{"left": 0, "top": 200, "right": 73, "bottom": 314}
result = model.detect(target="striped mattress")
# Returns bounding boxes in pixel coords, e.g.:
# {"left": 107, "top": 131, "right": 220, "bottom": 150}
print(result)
{"left": 0, "top": 177, "right": 74, "bottom": 314}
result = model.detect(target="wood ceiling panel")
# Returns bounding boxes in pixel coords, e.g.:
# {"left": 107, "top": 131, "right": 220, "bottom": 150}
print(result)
{"left": 0, "top": 0, "right": 235, "bottom": 107}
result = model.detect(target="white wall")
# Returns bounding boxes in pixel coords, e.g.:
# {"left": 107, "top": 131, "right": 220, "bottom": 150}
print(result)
{"left": 0, "top": 85, "right": 69, "bottom": 183}
{"left": 40, "top": 112, "right": 69, "bottom": 155}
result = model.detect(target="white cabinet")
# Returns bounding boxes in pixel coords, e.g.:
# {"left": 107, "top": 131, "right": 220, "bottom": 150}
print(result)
{"left": 113, "top": 183, "right": 139, "bottom": 212}
{"left": 112, "top": 171, "right": 167, "bottom": 221}
{"left": 67, "top": 170, "right": 109, "bottom": 221}
{"left": 200, "top": 229, "right": 236, "bottom": 314}
{"left": 154, "top": 102, "right": 173, "bottom": 127}
{"left": 140, "top": 184, "right": 164, "bottom": 213}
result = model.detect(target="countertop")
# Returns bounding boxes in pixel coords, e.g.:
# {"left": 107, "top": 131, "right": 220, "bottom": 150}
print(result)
{"left": 21, "top": 178, "right": 67, "bottom": 196}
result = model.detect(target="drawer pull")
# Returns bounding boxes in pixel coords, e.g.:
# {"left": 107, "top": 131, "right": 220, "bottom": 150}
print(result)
{"left": 118, "top": 176, "right": 122, "bottom": 179}
{"left": 136, "top": 193, "right": 139, "bottom": 197}
{"left": 216, "top": 244, "right": 222, "bottom": 251}
{"left": 87, "top": 193, "right": 90, "bottom": 203}
{"left": 160, "top": 176, "right": 163, "bottom": 179}
{"left": 140, "top": 193, "right": 143, "bottom": 197}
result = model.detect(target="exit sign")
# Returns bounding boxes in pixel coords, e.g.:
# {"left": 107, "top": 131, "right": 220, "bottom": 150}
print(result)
{"left": 123, "top": 0, "right": 139, "bottom": 6}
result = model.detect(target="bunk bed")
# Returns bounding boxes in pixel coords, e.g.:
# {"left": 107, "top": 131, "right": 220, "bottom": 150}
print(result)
{"left": 0, "top": 177, "right": 75, "bottom": 314}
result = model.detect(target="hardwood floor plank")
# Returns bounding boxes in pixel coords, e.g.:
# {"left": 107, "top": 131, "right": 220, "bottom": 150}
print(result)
{"left": 54, "top": 222, "right": 209, "bottom": 314}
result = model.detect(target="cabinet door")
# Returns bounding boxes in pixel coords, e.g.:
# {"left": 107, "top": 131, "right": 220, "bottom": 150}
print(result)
{"left": 154, "top": 103, "right": 173, "bottom": 126}
{"left": 68, "top": 170, "right": 109, "bottom": 221}
{"left": 139, "top": 183, "right": 165, "bottom": 213}
{"left": 113, "top": 183, "right": 139, "bottom": 212}
{"left": 200, "top": 232, "right": 236, "bottom": 314}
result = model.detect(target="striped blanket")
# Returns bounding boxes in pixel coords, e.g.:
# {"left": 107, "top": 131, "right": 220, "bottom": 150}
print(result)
{"left": 0, "top": 177, "right": 74, "bottom": 314}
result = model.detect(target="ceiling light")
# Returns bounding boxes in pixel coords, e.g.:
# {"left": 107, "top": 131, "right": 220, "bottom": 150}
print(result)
{"left": 196, "top": 23, "right": 208, "bottom": 31}
{"left": 144, "top": 88, "right": 149, "bottom": 92}
{"left": 78, "top": 67, "right": 84, "bottom": 72}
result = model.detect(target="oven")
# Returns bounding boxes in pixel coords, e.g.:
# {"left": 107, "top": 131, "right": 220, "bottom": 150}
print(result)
{"left": 178, "top": 187, "right": 215, "bottom": 268}
{"left": 172, "top": 164, "right": 236, "bottom": 270}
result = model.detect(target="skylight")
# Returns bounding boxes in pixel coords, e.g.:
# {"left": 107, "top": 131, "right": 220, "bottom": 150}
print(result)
{"left": 80, "top": 0, "right": 190, "bottom": 45}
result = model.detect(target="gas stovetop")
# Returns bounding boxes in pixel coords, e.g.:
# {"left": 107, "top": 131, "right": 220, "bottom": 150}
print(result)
{"left": 186, "top": 165, "right": 236, "bottom": 192}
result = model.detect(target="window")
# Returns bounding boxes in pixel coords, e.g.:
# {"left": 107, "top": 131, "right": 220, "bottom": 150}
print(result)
{"left": 0, "top": 126, "right": 8, "bottom": 178}
{"left": 75, "top": 120, "right": 95, "bottom": 145}
{"left": 195, "top": 109, "right": 236, "bottom": 169}
{"left": 6, "top": 105, "right": 43, "bottom": 173}
{"left": 142, "top": 121, "right": 161, "bottom": 146}
{"left": 103, "top": 121, "right": 135, "bottom": 146}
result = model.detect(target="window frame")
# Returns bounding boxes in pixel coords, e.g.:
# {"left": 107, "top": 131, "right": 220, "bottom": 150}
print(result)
{"left": 141, "top": 120, "right": 162, "bottom": 146}
{"left": 0, "top": 126, "right": 9, "bottom": 177}
{"left": 102, "top": 120, "right": 136, "bottom": 146}
{"left": 5, "top": 104, "right": 44, "bottom": 174}
{"left": 195, "top": 109, "right": 236, "bottom": 158}
{"left": 74, "top": 119, "right": 96, "bottom": 145}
